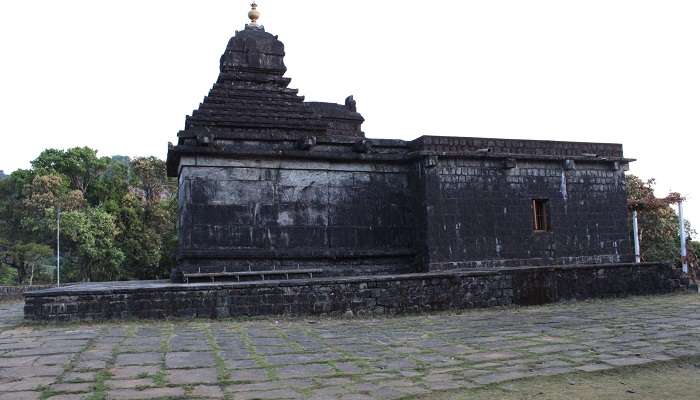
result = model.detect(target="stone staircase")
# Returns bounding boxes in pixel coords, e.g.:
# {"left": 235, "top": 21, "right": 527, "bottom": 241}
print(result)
{"left": 182, "top": 268, "right": 323, "bottom": 284}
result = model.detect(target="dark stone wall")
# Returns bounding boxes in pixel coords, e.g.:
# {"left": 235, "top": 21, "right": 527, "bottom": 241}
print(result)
{"left": 176, "top": 158, "right": 416, "bottom": 278}
{"left": 421, "top": 157, "right": 631, "bottom": 271}
{"left": 170, "top": 136, "right": 633, "bottom": 279}
{"left": 24, "top": 263, "right": 684, "bottom": 321}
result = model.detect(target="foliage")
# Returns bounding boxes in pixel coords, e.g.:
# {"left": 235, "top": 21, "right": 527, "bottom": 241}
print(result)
{"left": 117, "top": 193, "right": 168, "bottom": 280}
{"left": 31, "top": 147, "right": 109, "bottom": 199}
{"left": 59, "top": 207, "right": 125, "bottom": 282}
{"left": 0, "top": 242, "right": 53, "bottom": 285}
{"left": 0, "top": 148, "right": 176, "bottom": 285}
{"left": 131, "top": 157, "right": 171, "bottom": 204}
{"left": 0, "top": 263, "right": 17, "bottom": 285}
{"left": 24, "top": 174, "right": 85, "bottom": 213}
{"left": 626, "top": 175, "right": 696, "bottom": 279}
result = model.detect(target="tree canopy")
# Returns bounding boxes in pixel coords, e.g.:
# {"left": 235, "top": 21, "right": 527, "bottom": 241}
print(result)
{"left": 0, "top": 148, "right": 176, "bottom": 284}
{"left": 626, "top": 175, "right": 694, "bottom": 265}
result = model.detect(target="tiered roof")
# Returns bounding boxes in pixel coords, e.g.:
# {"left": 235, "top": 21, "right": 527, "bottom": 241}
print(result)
{"left": 177, "top": 24, "right": 362, "bottom": 144}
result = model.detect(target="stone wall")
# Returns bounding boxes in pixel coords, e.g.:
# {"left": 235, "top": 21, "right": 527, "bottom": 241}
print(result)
{"left": 420, "top": 157, "right": 631, "bottom": 271}
{"left": 1, "top": 285, "right": 53, "bottom": 302}
{"left": 173, "top": 148, "right": 633, "bottom": 280}
{"left": 174, "top": 157, "right": 416, "bottom": 280}
{"left": 25, "top": 263, "right": 683, "bottom": 321}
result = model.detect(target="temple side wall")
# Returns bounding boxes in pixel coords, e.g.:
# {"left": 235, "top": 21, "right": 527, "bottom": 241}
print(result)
{"left": 420, "top": 157, "right": 632, "bottom": 271}
{"left": 175, "top": 156, "right": 417, "bottom": 279}
{"left": 24, "top": 263, "right": 685, "bottom": 321}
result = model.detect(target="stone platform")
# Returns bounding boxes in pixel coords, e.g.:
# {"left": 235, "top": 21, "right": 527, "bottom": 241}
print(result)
{"left": 24, "top": 263, "right": 684, "bottom": 322}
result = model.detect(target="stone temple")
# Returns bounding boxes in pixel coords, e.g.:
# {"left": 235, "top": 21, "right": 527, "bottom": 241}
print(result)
{"left": 165, "top": 10, "right": 632, "bottom": 283}
{"left": 24, "top": 6, "right": 685, "bottom": 321}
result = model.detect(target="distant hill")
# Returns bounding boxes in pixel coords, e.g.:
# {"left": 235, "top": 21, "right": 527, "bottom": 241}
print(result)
{"left": 0, "top": 170, "right": 6, "bottom": 180}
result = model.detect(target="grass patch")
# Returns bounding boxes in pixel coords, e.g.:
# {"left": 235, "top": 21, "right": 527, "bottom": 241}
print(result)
{"left": 235, "top": 324, "right": 280, "bottom": 381}
{"left": 84, "top": 324, "right": 129, "bottom": 400}
{"left": 38, "top": 385, "right": 58, "bottom": 400}
{"left": 150, "top": 321, "right": 174, "bottom": 387}
{"left": 152, "top": 369, "right": 167, "bottom": 386}
{"left": 200, "top": 322, "right": 236, "bottom": 400}
{"left": 85, "top": 370, "right": 112, "bottom": 400}
{"left": 200, "top": 323, "right": 231, "bottom": 383}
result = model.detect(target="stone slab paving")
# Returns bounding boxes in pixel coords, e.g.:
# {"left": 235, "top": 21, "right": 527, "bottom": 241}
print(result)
{"left": 1, "top": 294, "right": 700, "bottom": 399}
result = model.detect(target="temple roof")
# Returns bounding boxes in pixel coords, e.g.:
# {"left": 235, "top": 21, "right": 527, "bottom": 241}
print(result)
{"left": 181, "top": 25, "right": 327, "bottom": 137}
{"left": 177, "top": 20, "right": 366, "bottom": 143}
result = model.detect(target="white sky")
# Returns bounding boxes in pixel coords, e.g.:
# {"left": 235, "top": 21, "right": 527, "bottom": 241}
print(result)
{"left": 1, "top": 0, "right": 699, "bottom": 227}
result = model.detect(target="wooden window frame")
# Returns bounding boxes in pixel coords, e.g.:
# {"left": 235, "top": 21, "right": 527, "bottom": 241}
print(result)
{"left": 532, "top": 199, "right": 550, "bottom": 232}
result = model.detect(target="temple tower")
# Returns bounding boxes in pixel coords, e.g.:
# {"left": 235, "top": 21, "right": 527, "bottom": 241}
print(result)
{"left": 166, "top": 5, "right": 415, "bottom": 282}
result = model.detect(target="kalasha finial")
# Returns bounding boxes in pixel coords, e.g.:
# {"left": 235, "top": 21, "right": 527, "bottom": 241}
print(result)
{"left": 248, "top": 2, "right": 261, "bottom": 26}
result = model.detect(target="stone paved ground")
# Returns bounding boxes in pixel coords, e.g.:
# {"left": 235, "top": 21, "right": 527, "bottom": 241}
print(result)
{"left": 1, "top": 294, "right": 700, "bottom": 400}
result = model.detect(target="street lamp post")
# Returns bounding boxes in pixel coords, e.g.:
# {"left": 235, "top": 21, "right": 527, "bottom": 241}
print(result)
{"left": 632, "top": 210, "right": 641, "bottom": 264}
{"left": 678, "top": 201, "right": 688, "bottom": 274}
{"left": 56, "top": 206, "right": 61, "bottom": 287}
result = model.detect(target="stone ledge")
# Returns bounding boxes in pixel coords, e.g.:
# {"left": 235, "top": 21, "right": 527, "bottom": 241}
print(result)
{"left": 24, "top": 262, "right": 671, "bottom": 297}
{"left": 23, "top": 263, "right": 685, "bottom": 321}
{"left": 177, "top": 247, "right": 417, "bottom": 260}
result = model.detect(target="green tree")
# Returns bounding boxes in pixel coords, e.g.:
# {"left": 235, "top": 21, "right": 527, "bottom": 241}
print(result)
{"left": 90, "top": 158, "right": 130, "bottom": 211}
{"left": 0, "top": 148, "right": 177, "bottom": 284}
{"left": 0, "top": 263, "right": 17, "bottom": 285}
{"left": 626, "top": 175, "right": 689, "bottom": 263}
{"left": 0, "top": 242, "right": 53, "bottom": 285}
{"left": 60, "top": 207, "right": 125, "bottom": 282}
{"left": 116, "top": 193, "right": 163, "bottom": 279}
{"left": 31, "top": 147, "right": 110, "bottom": 201}
{"left": 0, "top": 170, "right": 36, "bottom": 245}
{"left": 24, "top": 174, "right": 84, "bottom": 212}
{"left": 131, "top": 157, "right": 171, "bottom": 204}
{"left": 115, "top": 157, "right": 176, "bottom": 280}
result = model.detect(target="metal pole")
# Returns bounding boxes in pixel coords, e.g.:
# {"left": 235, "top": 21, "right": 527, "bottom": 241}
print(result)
{"left": 678, "top": 201, "right": 688, "bottom": 274}
{"left": 632, "top": 210, "right": 641, "bottom": 264}
{"left": 57, "top": 207, "right": 61, "bottom": 287}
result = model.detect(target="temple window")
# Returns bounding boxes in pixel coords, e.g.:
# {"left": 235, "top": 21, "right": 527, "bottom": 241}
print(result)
{"left": 532, "top": 199, "right": 550, "bottom": 232}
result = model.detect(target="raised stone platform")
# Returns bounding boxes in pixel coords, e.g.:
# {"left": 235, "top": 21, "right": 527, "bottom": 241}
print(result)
{"left": 24, "top": 263, "right": 685, "bottom": 321}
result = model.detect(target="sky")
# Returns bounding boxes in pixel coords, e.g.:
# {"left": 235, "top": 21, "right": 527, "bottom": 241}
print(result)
{"left": 1, "top": 0, "right": 699, "bottom": 226}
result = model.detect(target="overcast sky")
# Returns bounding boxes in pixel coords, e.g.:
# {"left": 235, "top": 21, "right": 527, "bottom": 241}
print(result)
{"left": 1, "top": 0, "right": 699, "bottom": 226}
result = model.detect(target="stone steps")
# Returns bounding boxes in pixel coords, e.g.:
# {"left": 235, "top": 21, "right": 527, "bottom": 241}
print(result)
{"left": 182, "top": 268, "right": 324, "bottom": 283}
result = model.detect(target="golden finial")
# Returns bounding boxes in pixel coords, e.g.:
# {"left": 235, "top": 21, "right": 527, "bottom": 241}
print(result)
{"left": 248, "top": 2, "right": 260, "bottom": 26}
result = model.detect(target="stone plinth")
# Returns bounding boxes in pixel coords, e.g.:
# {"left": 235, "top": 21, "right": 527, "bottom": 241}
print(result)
{"left": 24, "top": 263, "right": 685, "bottom": 322}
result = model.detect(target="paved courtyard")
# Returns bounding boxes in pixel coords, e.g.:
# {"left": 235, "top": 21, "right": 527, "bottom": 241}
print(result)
{"left": 1, "top": 293, "right": 700, "bottom": 400}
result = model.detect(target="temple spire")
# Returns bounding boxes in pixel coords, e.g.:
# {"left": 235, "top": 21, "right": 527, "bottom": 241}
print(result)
{"left": 248, "top": 2, "right": 261, "bottom": 27}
